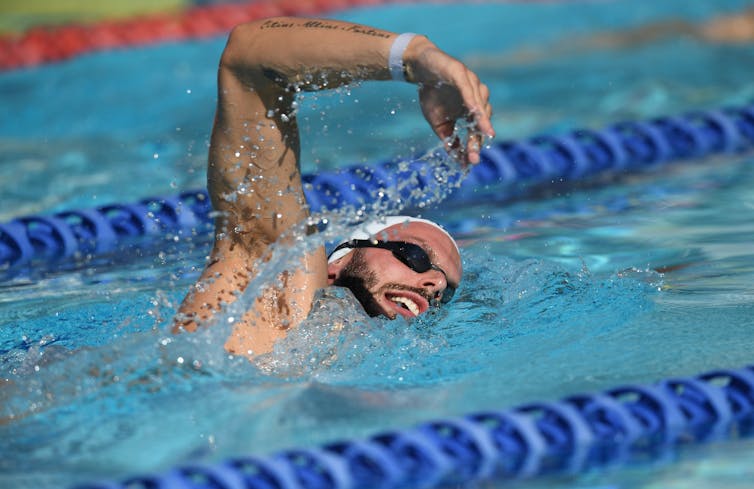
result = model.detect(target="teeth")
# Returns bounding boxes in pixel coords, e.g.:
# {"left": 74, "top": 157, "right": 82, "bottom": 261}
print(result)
{"left": 391, "top": 296, "right": 419, "bottom": 316}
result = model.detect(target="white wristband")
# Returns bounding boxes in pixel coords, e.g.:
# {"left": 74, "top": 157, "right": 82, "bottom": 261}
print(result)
{"left": 388, "top": 33, "right": 417, "bottom": 82}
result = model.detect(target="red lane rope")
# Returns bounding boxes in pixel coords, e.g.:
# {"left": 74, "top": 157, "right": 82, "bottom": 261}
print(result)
{"left": 0, "top": 0, "right": 413, "bottom": 71}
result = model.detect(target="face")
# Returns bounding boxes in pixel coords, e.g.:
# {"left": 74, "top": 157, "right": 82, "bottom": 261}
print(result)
{"left": 328, "top": 222, "right": 462, "bottom": 319}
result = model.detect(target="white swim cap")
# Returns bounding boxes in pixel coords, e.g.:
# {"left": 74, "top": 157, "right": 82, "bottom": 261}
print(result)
{"left": 327, "top": 215, "right": 459, "bottom": 263}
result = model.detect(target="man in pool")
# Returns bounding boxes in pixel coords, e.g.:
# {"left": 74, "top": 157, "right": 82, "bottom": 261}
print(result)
{"left": 174, "top": 17, "right": 494, "bottom": 356}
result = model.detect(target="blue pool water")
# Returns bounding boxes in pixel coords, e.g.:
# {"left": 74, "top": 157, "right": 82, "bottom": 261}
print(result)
{"left": 1, "top": 1, "right": 754, "bottom": 488}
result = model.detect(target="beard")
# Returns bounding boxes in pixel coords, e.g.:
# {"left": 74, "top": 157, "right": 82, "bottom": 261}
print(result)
{"left": 332, "top": 250, "right": 384, "bottom": 317}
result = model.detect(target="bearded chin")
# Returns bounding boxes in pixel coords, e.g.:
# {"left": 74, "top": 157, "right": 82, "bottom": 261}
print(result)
{"left": 332, "top": 251, "right": 384, "bottom": 317}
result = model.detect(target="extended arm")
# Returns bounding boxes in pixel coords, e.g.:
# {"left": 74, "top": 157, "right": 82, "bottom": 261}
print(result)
{"left": 175, "top": 18, "right": 494, "bottom": 356}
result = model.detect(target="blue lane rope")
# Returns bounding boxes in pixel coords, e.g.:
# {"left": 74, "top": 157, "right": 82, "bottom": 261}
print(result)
{"left": 71, "top": 365, "right": 754, "bottom": 489}
{"left": 2, "top": 103, "right": 753, "bottom": 273}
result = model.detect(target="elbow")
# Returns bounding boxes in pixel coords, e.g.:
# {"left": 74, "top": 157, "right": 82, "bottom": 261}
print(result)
{"left": 220, "top": 20, "right": 266, "bottom": 71}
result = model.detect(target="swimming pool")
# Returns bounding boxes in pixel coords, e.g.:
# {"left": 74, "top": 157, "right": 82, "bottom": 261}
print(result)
{"left": 1, "top": 0, "right": 754, "bottom": 487}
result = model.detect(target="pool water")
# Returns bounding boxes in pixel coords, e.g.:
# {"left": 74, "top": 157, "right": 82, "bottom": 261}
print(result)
{"left": 1, "top": 1, "right": 754, "bottom": 488}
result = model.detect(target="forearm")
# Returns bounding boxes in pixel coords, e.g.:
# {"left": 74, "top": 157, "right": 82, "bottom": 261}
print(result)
{"left": 210, "top": 18, "right": 427, "bottom": 244}
{"left": 221, "top": 17, "right": 435, "bottom": 88}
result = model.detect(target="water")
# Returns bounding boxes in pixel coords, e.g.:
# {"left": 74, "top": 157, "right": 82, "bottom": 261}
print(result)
{"left": 1, "top": 1, "right": 754, "bottom": 488}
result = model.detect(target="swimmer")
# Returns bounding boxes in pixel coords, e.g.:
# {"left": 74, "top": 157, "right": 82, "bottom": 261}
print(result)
{"left": 173, "top": 17, "right": 494, "bottom": 356}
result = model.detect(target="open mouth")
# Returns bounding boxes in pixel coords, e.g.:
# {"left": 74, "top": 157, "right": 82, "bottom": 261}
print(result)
{"left": 384, "top": 291, "right": 429, "bottom": 318}
{"left": 391, "top": 296, "right": 420, "bottom": 315}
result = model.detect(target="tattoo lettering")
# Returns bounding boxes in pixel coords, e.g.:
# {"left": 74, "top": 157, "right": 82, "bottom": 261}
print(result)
{"left": 259, "top": 19, "right": 390, "bottom": 39}
{"left": 260, "top": 19, "right": 297, "bottom": 29}
{"left": 302, "top": 20, "right": 340, "bottom": 30}
{"left": 343, "top": 25, "right": 390, "bottom": 38}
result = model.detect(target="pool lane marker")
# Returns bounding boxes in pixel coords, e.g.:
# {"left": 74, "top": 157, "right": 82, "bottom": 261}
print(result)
{"left": 2, "top": 103, "right": 752, "bottom": 274}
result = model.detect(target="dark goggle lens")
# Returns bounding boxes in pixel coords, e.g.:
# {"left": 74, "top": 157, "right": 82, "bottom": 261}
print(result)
{"left": 391, "top": 243, "right": 433, "bottom": 273}
{"left": 330, "top": 239, "right": 457, "bottom": 305}
{"left": 392, "top": 243, "right": 455, "bottom": 304}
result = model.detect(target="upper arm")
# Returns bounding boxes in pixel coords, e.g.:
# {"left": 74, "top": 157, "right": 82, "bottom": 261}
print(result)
{"left": 208, "top": 24, "right": 304, "bottom": 256}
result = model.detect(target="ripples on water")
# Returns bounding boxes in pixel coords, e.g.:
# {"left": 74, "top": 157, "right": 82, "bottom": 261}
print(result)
{"left": 2, "top": 1, "right": 754, "bottom": 487}
{"left": 2, "top": 156, "right": 754, "bottom": 487}
{"left": 0, "top": 200, "right": 664, "bottom": 487}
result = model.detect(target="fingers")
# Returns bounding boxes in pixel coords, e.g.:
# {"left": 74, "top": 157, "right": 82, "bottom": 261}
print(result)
{"left": 462, "top": 74, "right": 493, "bottom": 165}
{"left": 436, "top": 95, "right": 491, "bottom": 166}
{"left": 471, "top": 84, "right": 495, "bottom": 139}
{"left": 443, "top": 67, "right": 492, "bottom": 166}
{"left": 466, "top": 133, "right": 483, "bottom": 165}
{"left": 417, "top": 53, "right": 494, "bottom": 166}
{"left": 454, "top": 67, "right": 495, "bottom": 139}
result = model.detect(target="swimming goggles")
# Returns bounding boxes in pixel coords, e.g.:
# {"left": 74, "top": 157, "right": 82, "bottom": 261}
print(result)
{"left": 328, "top": 239, "right": 456, "bottom": 304}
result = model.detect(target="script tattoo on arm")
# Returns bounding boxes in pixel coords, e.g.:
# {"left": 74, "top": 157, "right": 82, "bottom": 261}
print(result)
{"left": 259, "top": 19, "right": 391, "bottom": 39}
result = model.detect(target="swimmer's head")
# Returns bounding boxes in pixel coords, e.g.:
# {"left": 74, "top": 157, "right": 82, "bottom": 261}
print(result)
{"left": 327, "top": 216, "right": 461, "bottom": 319}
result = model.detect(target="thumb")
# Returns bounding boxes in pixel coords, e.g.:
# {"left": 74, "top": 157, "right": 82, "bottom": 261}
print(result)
{"left": 432, "top": 119, "right": 456, "bottom": 141}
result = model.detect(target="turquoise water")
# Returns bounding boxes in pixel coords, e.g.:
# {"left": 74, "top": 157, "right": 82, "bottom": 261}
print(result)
{"left": 1, "top": 1, "right": 754, "bottom": 488}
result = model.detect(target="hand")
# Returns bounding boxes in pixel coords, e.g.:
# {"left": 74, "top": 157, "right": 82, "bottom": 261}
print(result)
{"left": 410, "top": 42, "right": 495, "bottom": 165}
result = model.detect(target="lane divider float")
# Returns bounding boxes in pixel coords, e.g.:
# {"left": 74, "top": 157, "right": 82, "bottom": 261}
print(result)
{"left": 2, "top": 104, "right": 752, "bottom": 275}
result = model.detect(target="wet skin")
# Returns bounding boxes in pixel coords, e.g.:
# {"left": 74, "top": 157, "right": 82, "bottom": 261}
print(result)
{"left": 327, "top": 221, "right": 462, "bottom": 319}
